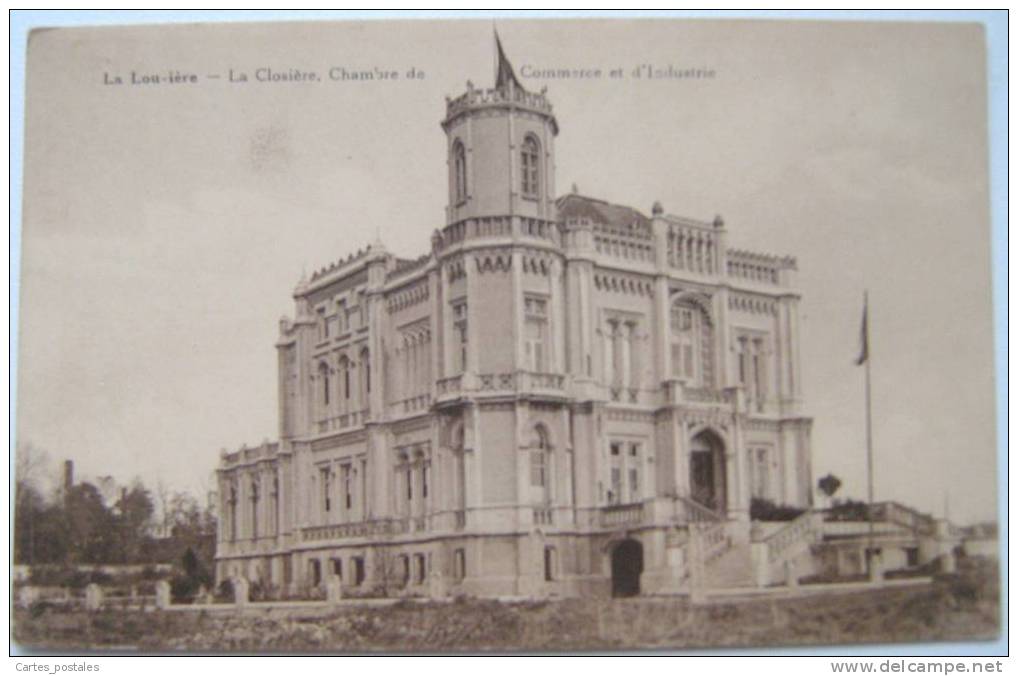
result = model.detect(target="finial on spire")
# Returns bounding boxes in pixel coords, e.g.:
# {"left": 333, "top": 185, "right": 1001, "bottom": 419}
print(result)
{"left": 571, "top": 183, "right": 579, "bottom": 194}
{"left": 652, "top": 201, "right": 663, "bottom": 216}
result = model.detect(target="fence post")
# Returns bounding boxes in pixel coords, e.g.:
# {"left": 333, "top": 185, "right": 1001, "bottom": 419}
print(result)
{"left": 84, "top": 583, "right": 104, "bottom": 611}
{"left": 155, "top": 580, "right": 171, "bottom": 609}
{"left": 232, "top": 577, "right": 250, "bottom": 608}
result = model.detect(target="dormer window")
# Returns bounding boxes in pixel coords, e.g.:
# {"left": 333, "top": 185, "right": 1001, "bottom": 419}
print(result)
{"left": 521, "top": 135, "right": 540, "bottom": 198}
{"left": 452, "top": 140, "right": 467, "bottom": 203}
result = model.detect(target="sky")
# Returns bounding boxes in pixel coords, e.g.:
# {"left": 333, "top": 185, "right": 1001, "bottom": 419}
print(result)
{"left": 16, "top": 17, "right": 999, "bottom": 524}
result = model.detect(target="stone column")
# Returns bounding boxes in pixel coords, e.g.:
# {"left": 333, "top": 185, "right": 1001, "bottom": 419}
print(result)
{"left": 325, "top": 574, "right": 343, "bottom": 604}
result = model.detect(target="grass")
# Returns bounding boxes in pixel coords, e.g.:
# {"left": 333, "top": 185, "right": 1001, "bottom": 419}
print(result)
{"left": 12, "top": 556, "right": 1000, "bottom": 653}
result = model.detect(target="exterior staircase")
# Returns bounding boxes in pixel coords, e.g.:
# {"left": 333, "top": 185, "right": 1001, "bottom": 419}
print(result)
{"left": 703, "top": 540, "right": 755, "bottom": 588}
{"left": 674, "top": 498, "right": 821, "bottom": 591}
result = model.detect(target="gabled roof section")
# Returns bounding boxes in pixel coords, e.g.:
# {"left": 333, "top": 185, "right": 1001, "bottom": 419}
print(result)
{"left": 556, "top": 193, "right": 651, "bottom": 236}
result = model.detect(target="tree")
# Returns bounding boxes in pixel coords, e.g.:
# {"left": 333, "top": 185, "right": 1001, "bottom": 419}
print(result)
{"left": 114, "top": 480, "right": 156, "bottom": 562}
{"left": 65, "top": 482, "right": 117, "bottom": 563}
{"left": 817, "top": 473, "right": 843, "bottom": 508}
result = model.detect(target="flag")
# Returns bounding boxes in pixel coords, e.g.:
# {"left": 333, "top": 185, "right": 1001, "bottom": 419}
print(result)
{"left": 855, "top": 293, "right": 869, "bottom": 366}
{"left": 494, "top": 30, "right": 522, "bottom": 91}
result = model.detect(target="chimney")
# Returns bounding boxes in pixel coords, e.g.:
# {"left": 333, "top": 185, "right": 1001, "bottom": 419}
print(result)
{"left": 63, "top": 460, "right": 74, "bottom": 492}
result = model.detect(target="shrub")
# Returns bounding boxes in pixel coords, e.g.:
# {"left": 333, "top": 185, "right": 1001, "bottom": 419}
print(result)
{"left": 214, "top": 579, "right": 234, "bottom": 602}
{"left": 170, "top": 575, "right": 198, "bottom": 603}
{"left": 88, "top": 570, "right": 114, "bottom": 585}
{"left": 827, "top": 499, "right": 870, "bottom": 521}
{"left": 750, "top": 497, "right": 805, "bottom": 521}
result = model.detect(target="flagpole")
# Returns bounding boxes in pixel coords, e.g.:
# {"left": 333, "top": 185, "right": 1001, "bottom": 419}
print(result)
{"left": 864, "top": 289, "right": 875, "bottom": 575}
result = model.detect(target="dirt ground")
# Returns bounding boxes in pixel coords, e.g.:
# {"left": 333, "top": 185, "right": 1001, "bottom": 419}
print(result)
{"left": 12, "top": 557, "right": 1000, "bottom": 654}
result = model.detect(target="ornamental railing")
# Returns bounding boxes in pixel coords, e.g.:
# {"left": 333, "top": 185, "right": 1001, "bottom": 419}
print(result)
{"left": 761, "top": 511, "right": 817, "bottom": 563}
{"left": 315, "top": 409, "right": 369, "bottom": 434}
{"left": 599, "top": 502, "right": 644, "bottom": 528}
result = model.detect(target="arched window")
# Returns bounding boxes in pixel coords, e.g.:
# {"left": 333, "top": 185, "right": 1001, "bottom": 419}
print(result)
{"left": 670, "top": 304, "right": 698, "bottom": 382}
{"left": 318, "top": 362, "right": 330, "bottom": 406}
{"left": 270, "top": 474, "right": 279, "bottom": 535}
{"left": 360, "top": 348, "right": 371, "bottom": 399}
{"left": 530, "top": 426, "right": 549, "bottom": 488}
{"left": 228, "top": 483, "right": 238, "bottom": 542}
{"left": 337, "top": 356, "right": 351, "bottom": 401}
{"left": 452, "top": 140, "right": 467, "bottom": 203}
{"left": 670, "top": 300, "right": 714, "bottom": 386}
{"left": 250, "top": 477, "right": 260, "bottom": 539}
{"left": 521, "top": 135, "right": 540, "bottom": 198}
{"left": 451, "top": 424, "right": 467, "bottom": 514}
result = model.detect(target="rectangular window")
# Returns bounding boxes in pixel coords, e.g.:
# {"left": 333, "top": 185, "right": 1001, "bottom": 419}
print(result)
{"left": 453, "top": 301, "right": 469, "bottom": 374}
{"left": 454, "top": 548, "right": 466, "bottom": 580}
{"left": 525, "top": 320, "right": 546, "bottom": 372}
{"left": 544, "top": 546, "right": 555, "bottom": 582}
{"left": 422, "top": 464, "right": 429, "bottom": 500}
{"left": 310, "top": 559, "right": 322, "bottom": 587}
{"left": 317, "top": 308, "right": 327, "bottom": 341}
{"left": 342, "top": 464, "right": 353, "bottom": 511}
{"left": 524, "top": 297, "right": 548, "bottom": 372}
{"left": 336, "top": 300, "right": 348, "bottom": 333}
{"left": 683, "top": 344, "right": 695, "bottom": 379}
{"left": 754, "top": 448, "right": 770, "bottom": 499}
{"left": 319, "top": 466, "right": 331, "bottom": 513}
{"left": 629, "top": 468, "right": 639, "bottom": 499}
{"left": 530, "top": 450, "right": 546, "bottom": 487}
{"left": 353, "top": 557, "right": 365, "bottom": 586}
{"left": 399, "top": 555, "right": 410, "bottom": 586}
{"left": 331, "top": 558, "right": 343, "bottom": 579}
{"left": 610, "top": 468, "right": 622, "bottom": 505}
{"left": 414, "top": 553, "right": 427, "bottom": 584}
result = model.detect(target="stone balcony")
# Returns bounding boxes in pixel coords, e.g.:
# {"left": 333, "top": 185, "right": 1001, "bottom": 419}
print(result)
{"left": 663, "top": 380, "right": 738, "bottom": 409}
{"left": 387, "top": 393, "right": 432, "bottom": 419}
{"left": 435, "top": 370, "right": 568, "bottom": 405}
{"left": 315, "top": 409, "right": 369, "bottom": 435}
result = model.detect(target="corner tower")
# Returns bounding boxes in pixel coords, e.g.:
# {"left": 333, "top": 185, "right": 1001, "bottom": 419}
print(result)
{"left": 441, "top": 37, "right": 559, "bottom": 224}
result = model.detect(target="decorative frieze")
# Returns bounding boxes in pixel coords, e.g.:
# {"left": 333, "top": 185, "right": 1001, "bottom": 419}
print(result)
{"left": 386, "top": 279, "right": 430, "bottom": 313}
{"left": 728, "top": 292, "right": 778, "bottom": 316}
{"left": 593, "top": 271, "right": 654, "bottom": 297}
{"left": 606, "top": 409, "right": 655, "bottom": 424}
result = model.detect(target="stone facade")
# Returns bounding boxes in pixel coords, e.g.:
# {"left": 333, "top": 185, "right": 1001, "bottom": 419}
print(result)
{"left": 214, "top": 49, "right": 813, "bottom": 599}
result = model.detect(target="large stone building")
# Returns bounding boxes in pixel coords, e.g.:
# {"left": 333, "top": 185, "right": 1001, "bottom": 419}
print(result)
{"left": 214, "top": 44, "right": 818, "bottom": 598}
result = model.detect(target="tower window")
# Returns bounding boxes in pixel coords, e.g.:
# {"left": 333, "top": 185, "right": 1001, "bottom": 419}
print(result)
{"left": 521, "top": 135, "right": 540, "bottom": 198}
{"left": 453, "top": 140, "right": 467, "bottom": 203}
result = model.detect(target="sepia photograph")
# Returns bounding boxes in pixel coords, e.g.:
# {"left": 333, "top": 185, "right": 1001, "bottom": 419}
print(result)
{"left": 10, "top": 11, "right": 1005, "bottom": 656}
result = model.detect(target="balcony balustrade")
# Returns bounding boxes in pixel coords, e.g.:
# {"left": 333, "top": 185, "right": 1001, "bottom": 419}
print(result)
{"left": 533, "top": 507, "right": 554, "bottom": 526}
{"left": 599, "top": 502, "right": 644, "bottom": 528}
{"left": 435, "top": 370, "right": 567, "bottom": 401}
{"left": 315, "top": 409, "right": 369, "bottom": 434}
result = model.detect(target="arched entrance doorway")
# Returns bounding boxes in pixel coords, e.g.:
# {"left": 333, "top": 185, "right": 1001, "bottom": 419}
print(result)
{"left": 689, "top": 430, "right": 726, "bottom": 514}
{"left": 610, "top": 539, "right": 643, "bottom": 597}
